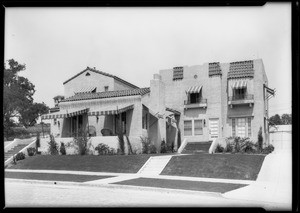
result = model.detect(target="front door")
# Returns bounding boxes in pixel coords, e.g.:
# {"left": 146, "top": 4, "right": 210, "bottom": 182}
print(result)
{"left": 209, "top": 118, "right": 219, "bottom": 141}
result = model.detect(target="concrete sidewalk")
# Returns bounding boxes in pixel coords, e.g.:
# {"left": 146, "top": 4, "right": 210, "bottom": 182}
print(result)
{"left": 223, "top": 149, "right": 292, "bottom": 209}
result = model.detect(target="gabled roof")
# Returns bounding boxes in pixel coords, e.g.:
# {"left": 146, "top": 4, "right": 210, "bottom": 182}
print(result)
{"left": 61, "top": 87, "right": 150, "bottom": 102}
{"left": 63, "top": 67, "right": 139, "bottom": 89}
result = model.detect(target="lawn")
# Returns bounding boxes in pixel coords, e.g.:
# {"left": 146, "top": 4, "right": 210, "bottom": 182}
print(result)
{"left": 113, "top": 177, "right": 247, "bottom": 193}
{"left": 5, "top": 171, "right": 114, "bottom": 183}
{"left": 160, "top": 153, "right": 266, "bottom": 180}
{"left": 6, "top": 154, "right": 171, "bottom": 173}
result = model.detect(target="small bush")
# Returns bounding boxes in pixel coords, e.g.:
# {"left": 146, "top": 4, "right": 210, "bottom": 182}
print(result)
{"left": 140, "top": 136, "right": 151, "bottom": 154}
{"left": 117, "top": 133, "right": 125, "bottom": 154}
{"left": 15, "top": 152, "right": 25, "bottom": 161}
{"left": 60, "top": 142, "right": 66, "bottom": 155}
{"left": 262, "top": 144, "right": 274, "bottom": 154}
{"left": 27, "top": 147, "right": 36, "bottom": 156}
{"left": 215, "top": 144, "right": 224, "bottom": 153}
{"left": 225, "top": 141, "right": 233, "bottom": 153}
{"left": 166, "top": 142, "right": 174, "bottom": 153}
{"left": 48, "top": 134, "right": 59, "bottom": 155}
{"left": 72, "top": 130, "right": 91, "bottom": 155}
{"left": 36, "top": 132, "right": 40, "bottom": 148}
{"left": 149, "top": 144, "right": 157, "bottom": 154}
{"left": 257, "top": 126, "right": 263, "bottom": 152}
{"left": 241, "top": 140, "right": 257, "bottom": 154}
{"left": 160, "top": 139, "right": 167, "bottom": 153}
{"left": 95, "top": 143, "right": 114, "bottom": 155}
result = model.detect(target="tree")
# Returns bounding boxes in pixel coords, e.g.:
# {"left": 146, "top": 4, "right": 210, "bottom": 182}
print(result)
{"left": 281, "top": 114, "right": 292, "bottom": 125}
{"left": 3, "top": 59, "right": 35, "bottom": 136}
{"left": 269, "top": 114, "right": 282, "bottom": 125}
{"left": 19, "top": 102, "right": 49, "bottom": 127}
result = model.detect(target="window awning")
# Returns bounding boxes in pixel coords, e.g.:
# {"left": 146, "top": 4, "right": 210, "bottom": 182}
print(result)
{"left": 41, "top": 108, "right": 89, "bottom": 120}
{"left": 88, "top": 104, "right": 134, "bottom": 116}
{"left": 186, "top": 85, "right": 202, "bottom": 94}
{"left": 74, "top": 86, "right": 96, "bottom": 94}
{"left": 232, "top": 80, "right": 247, "bottom": 89}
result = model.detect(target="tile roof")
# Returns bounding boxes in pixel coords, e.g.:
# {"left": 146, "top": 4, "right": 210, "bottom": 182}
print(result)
{"left": 63, "top": 67, "right": 139, "bottom": 89}
{"left": 61, "top": 87, "right": 150, "bottom": 102}
{"left": 208, "top": 62, "right": 222, "bottom": 77}
{"left": 228, "top": 60, "right": 254, "bottom": 79}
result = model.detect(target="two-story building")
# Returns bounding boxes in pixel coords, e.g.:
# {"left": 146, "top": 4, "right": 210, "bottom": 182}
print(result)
{"left": 41, "top": 59, "right": 274, "bottom": 153}
{"left": 159, "top": 58, "right": 274, "bottom": 145}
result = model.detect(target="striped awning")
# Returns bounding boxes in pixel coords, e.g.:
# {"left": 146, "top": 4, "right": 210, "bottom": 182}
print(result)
{"left": 41, "top": 108, "right": 89, "bottom": 120}
{"left": 74, "top": 86, "right": 96, "bottom": 94}
{"left": 232, "top": 80, "right": 247, "bottom": 89}
{"left": 186, "top": 85, "right": 202, "bottom": 94}
{"left": 88, "top": 104, "right": 134, "bottom": 116}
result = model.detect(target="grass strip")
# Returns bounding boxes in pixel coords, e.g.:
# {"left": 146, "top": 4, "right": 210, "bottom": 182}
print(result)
{"left": 7, "top": 154, "right": 169, "bottom": 173}
{"left": 161, "top": 153, "right": 265, "bottom": 180}
{"left": 113, "top": 177, "right": 247, "bottom": 193}
{"left": 5, "top": 171, "right": 114, "bottom": 182}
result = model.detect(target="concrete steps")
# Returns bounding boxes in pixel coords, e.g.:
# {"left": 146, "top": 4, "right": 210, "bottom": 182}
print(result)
{"left": 181, "top": 142, "right": 212, "bottom": 154}
{"left": 138, "top": 156, "right": 172, "bottom": 175}
{"left": 4, "top": 144, "right": 28, "bottom": 161}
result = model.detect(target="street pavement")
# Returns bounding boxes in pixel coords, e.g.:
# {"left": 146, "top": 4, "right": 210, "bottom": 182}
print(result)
{"left": 4, "top": 179, "right": 287, "bottom": 209}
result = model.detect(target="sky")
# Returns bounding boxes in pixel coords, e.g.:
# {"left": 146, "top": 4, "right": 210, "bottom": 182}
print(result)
{"left": 5, "top": 3, "right": 292, "bottom": 117}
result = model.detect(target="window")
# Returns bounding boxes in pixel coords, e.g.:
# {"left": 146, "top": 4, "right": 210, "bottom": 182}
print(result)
{"left": 232, "top": 119, "right": 236, "bottom": 137}
{"left": 190, "top": 93, "right": 200, "bottom": 104}
{"left": 234, "top": 88, "right": 246, "bottom": 100}
{"left": 85, "top": 72, "right": 90, "bottom": 76}
{"left": 232, "top": 117, "right": 252, "bottom": 138}
{"left": 184, "top": 120, "right": 192, "bottom": 136}
{"left": 54, "top": 119, "right": 57, "bottom": 125}
{"left": 194, "top": 120, "right": 203, "bottom": 135}
{"left": 173, "top": 67, "right": 184, "bottom": 81}
{"left": 237, "top": 118, "right": 246, "bottom": 137}
{"left": 248, "top": 117, "right": 251, "bottom": 137}
{"left": 104, "top": 86, "right": 109, "bottom": 92}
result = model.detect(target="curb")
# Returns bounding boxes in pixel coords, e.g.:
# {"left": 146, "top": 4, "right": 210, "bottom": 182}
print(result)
{"left": 5, "top": 178, "right": 223, "bottom": 198}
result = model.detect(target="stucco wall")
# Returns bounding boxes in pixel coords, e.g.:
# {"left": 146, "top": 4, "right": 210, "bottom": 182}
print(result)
{"left": 64, "top": 70, "right": 115, "bottom": 98}
{"left": 114, "top": 79, "right": 137, "bottom": 91}
{"left": 59, "top": 95, "right": 143, "bottom": 138}
{"left": 158, "top": 59, "right": 269, "bottom": 143}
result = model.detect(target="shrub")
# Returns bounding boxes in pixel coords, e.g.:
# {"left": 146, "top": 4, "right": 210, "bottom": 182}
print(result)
{"left": 225, "top": 141, "right": 233, "bottom": 153}
{"left": 257, "top": 126, "right": 263, "bottom": 152}
{"left": 262, "top": 144, "right": 274, "bottom": 154}
{"left": 73, "top": 130, "right": 91, "bottom": 155}
{"left": 166, "top": 142, "right": 174, "bottom": 153}
{"left": 15, "top": 152, "right": 25, "bottom": 161}
{"left": 95, "top": 143, "right": 112, "bottom": 155}
{"left": 27, "top": 147, "right": 36, "bottom": 156}
{"left": 240, "top": 139, "right": 257, "bottom": 154}
{"left": 140, "top": 136, "right": 151, "bottom": 154}
{"left": 36, "top": 132, "right": 40, "bottom": 148}
{"left": 215, "top": 144, "right": 224, "bottom": 153}
{"left": 117, "top": 133, "right": 125, "bottom": 155}
{"left": 48, "top": 134, "right": 59, "bottom": 155}
{"left": 149, "top": 144, "right": 157, "bottom": 154}
{"left": 60, "top": 142, "right": 66, "bottom": 155}
{"left": 160, "top": 139, "right": 167, "bottom": 153}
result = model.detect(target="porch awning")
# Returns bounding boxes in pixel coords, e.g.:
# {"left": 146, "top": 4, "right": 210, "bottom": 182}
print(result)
{"left": 88, "top": 104, "right": 134, "bottom": 116}
{"left": 41, "top": 108, "right": 89, "bottom": 120}
{"left": 232, "top": 80, "right": 247, "bottom": 89}
{"left": 186, "top": 85, "right": 202, "bottom": 94}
